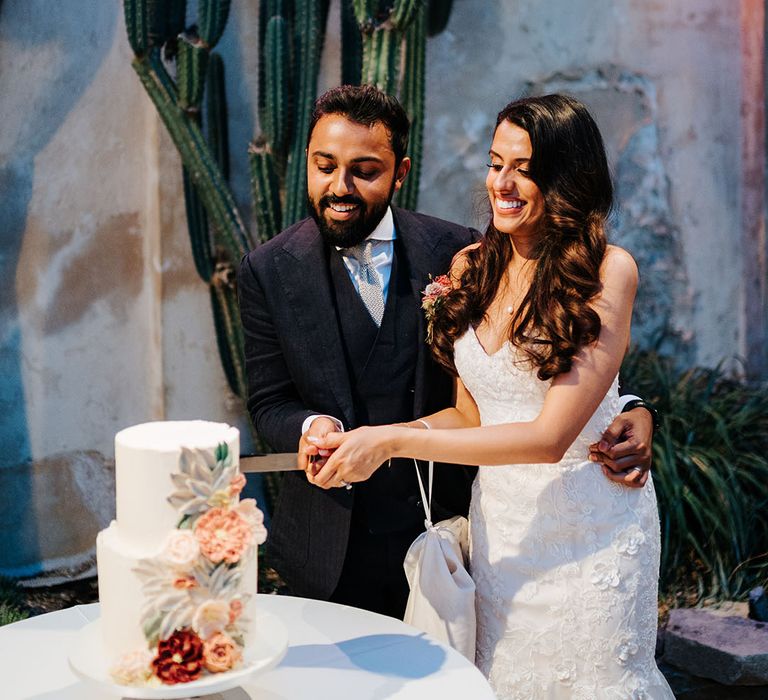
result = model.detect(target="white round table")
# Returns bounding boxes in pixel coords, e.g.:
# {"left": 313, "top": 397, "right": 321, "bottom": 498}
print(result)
{"left": 0, "top": 594, "right": 495, "bottom": 699}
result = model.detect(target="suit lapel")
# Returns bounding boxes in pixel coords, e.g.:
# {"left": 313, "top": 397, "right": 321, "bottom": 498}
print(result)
{"left": 392, "top": 208, "right": 442, "bottom": 418}
{"left": 273, "top": 221, "right": 356, "bottom": 427}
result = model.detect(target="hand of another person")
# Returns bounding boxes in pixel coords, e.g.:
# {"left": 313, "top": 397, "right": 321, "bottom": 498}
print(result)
{"left": 588, "top": 408, "right": 653, "bottom": 488}
{"left": 298, "top": 417, "right": 339, "bottom": 477}
{"left": 306, "top": 426, "right": 394, "bottom": 489}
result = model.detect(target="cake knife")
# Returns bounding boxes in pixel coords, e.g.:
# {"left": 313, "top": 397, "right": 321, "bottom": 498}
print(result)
{"left": 239, "top": 453, "right": 300, "bottom": 473}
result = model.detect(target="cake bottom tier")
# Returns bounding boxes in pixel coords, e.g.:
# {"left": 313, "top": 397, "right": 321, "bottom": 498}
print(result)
{"left": 96, "top": 521, "right": 258, "bottom": 664}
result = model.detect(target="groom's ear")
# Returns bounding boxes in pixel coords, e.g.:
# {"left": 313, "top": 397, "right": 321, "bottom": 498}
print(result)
{"left": 393, "top": 157, "right": 412, "bottom": 191}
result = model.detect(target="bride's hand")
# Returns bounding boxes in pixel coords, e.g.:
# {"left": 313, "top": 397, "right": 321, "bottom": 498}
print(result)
{"left": 307, "top": 426, "right": 396, "bottom": 489}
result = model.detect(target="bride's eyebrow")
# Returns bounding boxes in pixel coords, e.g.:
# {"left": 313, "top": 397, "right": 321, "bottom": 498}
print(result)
{"left": 488, "top": 149, "right": 530, "bottom": 164}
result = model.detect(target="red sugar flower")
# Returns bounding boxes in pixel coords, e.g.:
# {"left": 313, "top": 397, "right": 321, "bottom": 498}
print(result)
{"left": 152, "top": 629, "right": 204, "bottom": 685}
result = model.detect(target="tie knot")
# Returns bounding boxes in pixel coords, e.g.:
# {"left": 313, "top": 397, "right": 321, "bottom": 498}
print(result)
{"left": 347, "top": 239, "right": 375, "bottom": 266}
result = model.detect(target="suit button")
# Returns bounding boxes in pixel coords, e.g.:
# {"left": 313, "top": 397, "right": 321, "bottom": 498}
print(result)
{"left": 409, "top": 387, "right": 415, "bottom": 393}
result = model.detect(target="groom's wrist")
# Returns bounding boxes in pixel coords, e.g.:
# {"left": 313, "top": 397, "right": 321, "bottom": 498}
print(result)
{"left": 621, "top": 399, "right": 661, "bottom": 432}
{"left": 301, "top": 414, "right": 345, "bottom": 435}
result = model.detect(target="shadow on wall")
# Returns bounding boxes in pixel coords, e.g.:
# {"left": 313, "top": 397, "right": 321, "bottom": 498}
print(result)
{"left": 0, "top": 1, "right": 117, "bottom": 576}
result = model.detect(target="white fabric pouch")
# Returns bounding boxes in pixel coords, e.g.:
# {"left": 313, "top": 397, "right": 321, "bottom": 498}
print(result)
{"left": 403, "top": 457, "right": 476, "bottom": 661}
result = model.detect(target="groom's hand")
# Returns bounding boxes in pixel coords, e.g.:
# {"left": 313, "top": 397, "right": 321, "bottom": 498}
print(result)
{"left": 298, "top": 417, "right": 339, "bottom": 475}
{"left": 589, "top": 408, "right": 653, "bottom": 488}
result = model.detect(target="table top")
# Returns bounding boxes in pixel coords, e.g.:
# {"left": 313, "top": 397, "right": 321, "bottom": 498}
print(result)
{"left": 0, "top": 594, "right": 495, "bottom": 700}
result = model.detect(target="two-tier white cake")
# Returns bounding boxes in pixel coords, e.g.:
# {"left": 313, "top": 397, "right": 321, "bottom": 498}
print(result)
{"left": 96, "top": 420, "right": 265, "bottom": 687}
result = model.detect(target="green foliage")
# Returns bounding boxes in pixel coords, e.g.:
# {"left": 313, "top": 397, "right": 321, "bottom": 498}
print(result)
{"left": 621, "top": 348, "right": 768, "bottom": 603}
{"left": 0, "top": 603, "right": 28, "bottom": 627}
{"left": 0, "top": 577, "right": 27, "bottom": 627}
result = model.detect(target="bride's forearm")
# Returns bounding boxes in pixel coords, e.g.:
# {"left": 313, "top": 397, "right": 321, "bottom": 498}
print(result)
{"left": 388, "top": 421, "right": 563, "bottom": 466}
{"left": 401, "top": 407, "right": 477, "bottom": 430}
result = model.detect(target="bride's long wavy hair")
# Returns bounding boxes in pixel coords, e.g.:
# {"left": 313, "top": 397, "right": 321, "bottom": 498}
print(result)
{"left": 432, "top": 94, "right": 613, "bottom": 380}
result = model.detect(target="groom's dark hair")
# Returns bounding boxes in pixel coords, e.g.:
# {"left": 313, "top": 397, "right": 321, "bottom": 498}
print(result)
{"left": 307, "top": 84, "right": 411, "bottom": 166}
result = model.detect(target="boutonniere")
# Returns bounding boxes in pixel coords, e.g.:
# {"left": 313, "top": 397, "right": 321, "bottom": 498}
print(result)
{"left": 421, "top": 274, "right": 453, "bottom": 344}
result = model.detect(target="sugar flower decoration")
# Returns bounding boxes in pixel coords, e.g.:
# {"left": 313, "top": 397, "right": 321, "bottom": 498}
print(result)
{"left": 203, "top": 632, "right": 242, "bottom": 673}
{"left": 110, "top": 649, "right": 154, "bottom": 686}
{"left": 162, "top": 529, "right": 200, "bottom": 569}
{"left": 194, "top": 507, "right": 252, "bottom": 564}
{"left": 192, "top": 598, "right": 231, "bottom": 640}
{"left": 152, "top": 629, "right": 204, "bottom": 685}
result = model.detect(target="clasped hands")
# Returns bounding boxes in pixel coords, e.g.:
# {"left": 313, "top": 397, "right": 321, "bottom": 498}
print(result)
{"left": 298, "top": 418, "right": 394, "bottom": 489}
{"left": 297, "top": 410, "right": 653, "bottom": 489}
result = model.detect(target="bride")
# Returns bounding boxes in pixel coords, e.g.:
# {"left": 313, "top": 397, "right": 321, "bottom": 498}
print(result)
{"left": 307, "top": 94, "right": 673, "bottom": 698}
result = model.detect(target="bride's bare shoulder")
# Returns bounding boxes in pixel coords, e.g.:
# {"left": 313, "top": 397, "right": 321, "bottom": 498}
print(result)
{"left": 600, "top": 245, "right": 638, "bottom": 296}
{"left": 449, "top": 242, "right": 482, "bottom": 283}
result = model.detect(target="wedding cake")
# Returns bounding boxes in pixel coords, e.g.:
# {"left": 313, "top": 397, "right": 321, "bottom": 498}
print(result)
{"left": 96, "top": 420, "right": 266, "bottom": 687}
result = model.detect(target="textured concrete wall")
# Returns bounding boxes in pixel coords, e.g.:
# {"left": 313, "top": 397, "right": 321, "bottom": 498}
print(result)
{"left": 0, "top": 1, "right": 244, "bottom": 576}
{"left": 0, "top": 1, "right": 764, "bottom": 575}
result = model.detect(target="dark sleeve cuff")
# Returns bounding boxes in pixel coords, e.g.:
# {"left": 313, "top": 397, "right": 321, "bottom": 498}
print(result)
{"left": 621, "top": 398, "right": 661, "bottom": 431}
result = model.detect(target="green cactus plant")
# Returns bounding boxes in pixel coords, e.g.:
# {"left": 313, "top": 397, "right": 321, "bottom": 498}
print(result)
{"left": 123, "top": 0, "right": 454, "bottom": 507}
{"left": 352, "top": 0, "right": 422, "bottom": 94}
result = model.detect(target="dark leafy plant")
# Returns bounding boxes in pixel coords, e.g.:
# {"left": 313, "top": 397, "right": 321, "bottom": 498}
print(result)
{"left": 621, "top": 348, "right": 768, "bottom": 603}
{"left": 0, "top": 577, "right": 27, "bottom": 627}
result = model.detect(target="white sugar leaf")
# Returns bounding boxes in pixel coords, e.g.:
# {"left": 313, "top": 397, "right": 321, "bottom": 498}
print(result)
{"left": 189, "top": 479, "right": 212, "bottom": 498}
{"left": 170, "top": 472, "right": 191, "bottom": 488}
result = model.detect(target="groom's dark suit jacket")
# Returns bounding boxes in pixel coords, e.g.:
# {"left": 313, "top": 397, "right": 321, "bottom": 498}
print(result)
{"left": 238, "top": 207, "right": 479, "bottom": 601}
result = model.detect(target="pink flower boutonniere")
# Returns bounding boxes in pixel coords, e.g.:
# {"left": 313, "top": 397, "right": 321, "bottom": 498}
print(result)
{"left": 421, "top": 274, "right": 453, "bottom": 344}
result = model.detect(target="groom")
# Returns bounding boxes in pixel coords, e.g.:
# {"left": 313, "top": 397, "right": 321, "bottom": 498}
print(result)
{"left": 238, "top": 85, "right": 655, "bottom": 618}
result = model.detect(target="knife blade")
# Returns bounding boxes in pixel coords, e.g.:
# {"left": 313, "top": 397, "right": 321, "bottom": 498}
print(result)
{"left": 239, "top": 453, "right": 300, "bottom": 473}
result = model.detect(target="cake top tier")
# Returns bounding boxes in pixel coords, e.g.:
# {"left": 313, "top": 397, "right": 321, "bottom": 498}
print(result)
{"left": 116, "top": 420, "right": 239, "bottom": 451}
{"left": 114, "top": 420, "right": 240, "bottom": 552}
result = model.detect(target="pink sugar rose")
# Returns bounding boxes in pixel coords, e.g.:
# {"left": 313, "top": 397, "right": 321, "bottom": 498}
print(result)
{"left": 202, "top": 632, "right": 242, "bottom": 673}
{"left": 162, "top": 529, "right": 200, "bottom": 569}
{"left": 229, "top": 473, "right": 247, "bottom": 496}
{"left": 192, "top": 598, "right": 231, "bottom": 640}
{"left": 194, "top": 507, "right": 252, "bottom": 564}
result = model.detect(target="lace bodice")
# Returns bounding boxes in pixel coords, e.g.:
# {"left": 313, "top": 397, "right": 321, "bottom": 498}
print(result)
{"left": 454, "top": 327, "right": 673, "bottom": 699}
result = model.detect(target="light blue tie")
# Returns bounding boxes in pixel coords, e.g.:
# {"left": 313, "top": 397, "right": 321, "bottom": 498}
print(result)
{"left": 348, "top": 240, "right": 385, "bottom": 326}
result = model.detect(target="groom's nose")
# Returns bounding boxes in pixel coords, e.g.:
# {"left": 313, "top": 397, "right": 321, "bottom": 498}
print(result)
{"left": 330, "top": 168, "right": 355, "bottom": 196}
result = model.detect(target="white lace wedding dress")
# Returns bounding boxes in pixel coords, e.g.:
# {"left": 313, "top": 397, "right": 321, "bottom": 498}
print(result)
{"left": 455, "top": 327, "right": 673, "bottom": 699}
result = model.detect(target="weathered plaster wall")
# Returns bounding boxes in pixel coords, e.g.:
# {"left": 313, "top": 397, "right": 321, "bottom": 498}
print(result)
{"left": 0, "top": 1, "right": 764, "bottom": 575}
{"left": 0, "top": 1, "right": 243, "bottom": 576}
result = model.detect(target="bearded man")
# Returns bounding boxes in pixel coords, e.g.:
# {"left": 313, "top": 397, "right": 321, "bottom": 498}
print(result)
{"left": 237, "top": 85, "right": 655, "bottom": 617}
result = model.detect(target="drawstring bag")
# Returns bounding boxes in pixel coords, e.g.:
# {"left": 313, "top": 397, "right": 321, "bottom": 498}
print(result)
{"left": 403, "top": 457, "right": 476, "bottom": 661}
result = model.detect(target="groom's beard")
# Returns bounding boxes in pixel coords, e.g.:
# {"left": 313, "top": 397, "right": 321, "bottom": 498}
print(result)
{"left": 308, "top": 188, "right": 394, "bottom": 249}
